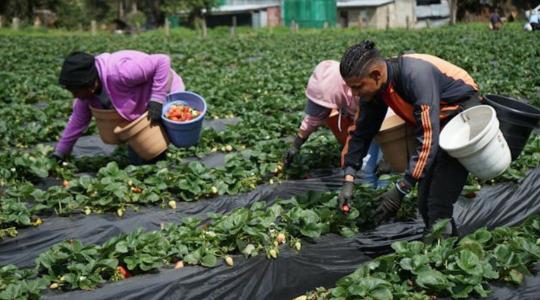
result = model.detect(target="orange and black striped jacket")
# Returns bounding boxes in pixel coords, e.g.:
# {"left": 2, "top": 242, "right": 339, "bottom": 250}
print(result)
{"left": 342, "top": 54, "right": 479, "bottom": 185}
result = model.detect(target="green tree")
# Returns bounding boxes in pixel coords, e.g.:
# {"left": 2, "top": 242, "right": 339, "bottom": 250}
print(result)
{"left": 0, "top": 0, "right": 37, "bottom": 24}
{"left": 54, "top": 0, "right": 86, "bottom": 28}
{"left": 162, "top": 0, "right": 219, "bottom": 29}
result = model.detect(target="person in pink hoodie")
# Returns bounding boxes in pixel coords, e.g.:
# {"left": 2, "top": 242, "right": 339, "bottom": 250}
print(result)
{"left": 51, "top": 50, "right": 185, "bottom": 164}
{"left": 284, "top": 60, "right": 386, "bottom": 187}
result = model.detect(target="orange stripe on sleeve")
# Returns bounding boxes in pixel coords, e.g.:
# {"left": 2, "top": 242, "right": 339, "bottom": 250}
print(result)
{"left": 412, "top": 108, "right": 427, "bottom": 178}
{"left": 412, "top": 105, "right": 432, "bottom": 179}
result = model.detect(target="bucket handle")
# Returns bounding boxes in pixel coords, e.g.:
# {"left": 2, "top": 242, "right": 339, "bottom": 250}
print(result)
{"left": 338, "top": 109, "right": 343, "bottom": 133}
{"left": 166, "top": 70, "right": 173, "bottom": 92}
{"left": 461, "top": 112, "right": 470, "bottom": 123}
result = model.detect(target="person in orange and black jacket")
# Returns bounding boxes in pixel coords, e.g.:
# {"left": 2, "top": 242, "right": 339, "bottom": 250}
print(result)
{"left": 337, "top": 40, "right": 481, "bottom": 238}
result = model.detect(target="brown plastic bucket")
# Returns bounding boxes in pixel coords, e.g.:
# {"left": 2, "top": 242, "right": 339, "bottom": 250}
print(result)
{"left": 90, "top": 107, "right": 129, "bottom": 145}
{"left": 375, "top": 114, "right": 416, "bottom": 172}
{"left": 113, "top": 112, "right": 169, "bottom": 161}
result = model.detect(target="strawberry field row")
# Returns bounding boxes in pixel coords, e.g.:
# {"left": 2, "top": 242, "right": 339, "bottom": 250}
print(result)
{"left": 0, "top": 132, "right": 343, "bottom": 238}
{"left": 1, "top": 23, "right": 539, "bottom": 240}
{"left": 301, "top": 216, "right": 540, "bottom": 299}
{"left": 0, "top": 186, "right": 403, "bottom": 299}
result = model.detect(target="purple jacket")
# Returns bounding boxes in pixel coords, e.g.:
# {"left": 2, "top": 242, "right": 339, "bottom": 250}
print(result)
{"left": 55, "top": 50, "right": 185, "bottom": 156}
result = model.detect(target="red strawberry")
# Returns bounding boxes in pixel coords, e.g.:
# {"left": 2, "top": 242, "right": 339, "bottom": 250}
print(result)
{"left": 117, "top": 266, "right": 131, "bottom": 279}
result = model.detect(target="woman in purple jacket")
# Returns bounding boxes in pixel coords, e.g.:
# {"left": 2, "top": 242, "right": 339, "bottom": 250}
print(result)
{"left": 51, "top": 51, "right": 185, "bottom": 164}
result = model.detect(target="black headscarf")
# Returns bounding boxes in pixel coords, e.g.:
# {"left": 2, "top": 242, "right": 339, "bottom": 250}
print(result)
{"left": 58, "top": 52, "right": 98, "bottom": 89}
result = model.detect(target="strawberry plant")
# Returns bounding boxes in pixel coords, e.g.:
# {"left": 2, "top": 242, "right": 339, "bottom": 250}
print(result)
{"left": 1, "top": 22, "right": 540, "bottom": 298}
{"left": 0, "top": 265, "right": 47, "bottom": 300}
{"left": 3, "top": 190, "right": 540, "bottom": 298}
{"left": 302, "top": 217, "right": 540, "bottom": 300}
{"left": 35, "top": 240, "right": 118, "bottom": 291}
{"left": 0, "top": 185, "right": 400, "bottom": 293}
{"left": 0, "top": 145, "right": 56, "bottom": 182}
{"left": 2, "top": 23, "right": 539, "bottom": 233}
{"left": 101, "top": 229, "right": 169, "bottom": 274}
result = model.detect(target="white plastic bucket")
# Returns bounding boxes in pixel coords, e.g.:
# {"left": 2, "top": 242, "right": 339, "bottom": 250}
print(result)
{"left": 440, "top": 105, "right": 511, "bottom": 181}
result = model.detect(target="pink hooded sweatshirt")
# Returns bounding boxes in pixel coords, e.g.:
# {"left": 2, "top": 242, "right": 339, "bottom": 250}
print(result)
{"left": 55, "top": 50, "right": 185, "bottom": 156}
{"left": 300, "top": 60, "right": 358, "bottom": 137}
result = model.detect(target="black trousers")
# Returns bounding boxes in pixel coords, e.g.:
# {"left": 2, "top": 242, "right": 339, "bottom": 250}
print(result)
{"left": 417, "top": 147, "right": 468, "bottom": 230}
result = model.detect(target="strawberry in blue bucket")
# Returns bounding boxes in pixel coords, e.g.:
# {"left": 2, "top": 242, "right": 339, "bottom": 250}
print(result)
{"left": 165, "top": 104, "right": 201, "bottom": 122}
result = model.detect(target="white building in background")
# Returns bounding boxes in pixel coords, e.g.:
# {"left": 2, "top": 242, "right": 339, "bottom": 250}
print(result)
{"left": 202, "top": 0, "right": 450, "bottom": 29}
{"left": 207, "top": 0, "right": 281, "bottom": 28}
{"left": 336, "top": 0, "right": 450, "bottom": 29}
{"left": 415, "top": 0, "right": 450, "bottom": 28}
{"left": 336, "top": 0, "right": 415, "bottom": 29}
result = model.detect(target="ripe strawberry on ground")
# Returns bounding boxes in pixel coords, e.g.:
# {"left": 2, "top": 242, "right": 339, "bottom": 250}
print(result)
{"left": 117, "top": 266, "right": 131, "bottom": 279}
{"left": 276, "top": 233, "right": 286, "bottom": 244}
{"left": 174, "top": 261, "right": 184, "bottom": 269}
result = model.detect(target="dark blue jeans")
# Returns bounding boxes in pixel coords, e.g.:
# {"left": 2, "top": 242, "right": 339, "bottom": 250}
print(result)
{"left": 358, "top": 142, "right": 391, "bottom": 189}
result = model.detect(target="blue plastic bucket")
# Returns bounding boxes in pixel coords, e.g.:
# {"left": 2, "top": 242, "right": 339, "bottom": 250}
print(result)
{"left": 162, "top": 91, "right": 207, "bottom": 148}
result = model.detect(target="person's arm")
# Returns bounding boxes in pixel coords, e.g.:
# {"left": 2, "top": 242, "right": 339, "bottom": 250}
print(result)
{"left": 115, "top": 53, "right": 171, "bottom": 103}
{"left": 337, "top": 98, "right": 386, "bottom": 215}
{"left": 341, "top": 98, "right": 387, "bottom": 180}
{"left": 298, "top": 99, "right": 332, "bottom": 139}
{"left": 402, "top": 67, "right": 441, "bottom": 188}
{"left": 54, "top": 99, "right": 92, "bottom": 157}
{"left": 284, "top": 99, "right": 332, "bottom": 167}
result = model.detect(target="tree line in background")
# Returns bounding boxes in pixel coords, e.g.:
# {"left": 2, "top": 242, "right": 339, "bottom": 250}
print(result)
{"left": 456, "top": 0, "right": 540, "bottom": 22}
{"left": 0, "top": 0, "right": 539, "bottom": 30}
{"left": 0, "top": 0, "right": 218, "bottom": 29}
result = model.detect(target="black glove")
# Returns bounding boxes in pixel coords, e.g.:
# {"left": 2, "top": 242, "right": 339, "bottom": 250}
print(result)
{"left": 147, "top": 101, "right": 163, "bottom": 123}
{"left": 337, "top": 181, "right": 355, "bottom": 215}
{"left": 374, "top": 180, "right": 411, "bottom": 224}
{"left": 283, "top": 135, "right": 306, "bottom": 167}
{"left": 49, "top": 152, "right": 65, "bottom": 163}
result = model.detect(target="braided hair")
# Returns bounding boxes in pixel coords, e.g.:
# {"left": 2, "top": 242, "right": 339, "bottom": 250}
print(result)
{"left": 339, "top": 40, "right": 383, "bottom": 79}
